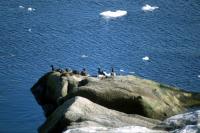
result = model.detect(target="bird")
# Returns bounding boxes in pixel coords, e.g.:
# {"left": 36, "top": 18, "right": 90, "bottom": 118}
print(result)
{"left": 55, "top": 68, "right": 63, "bottom": 73}
{"left": 111, "top": 67, "right": 116, "bottom": 77}
{"left": 50, "top": 65, "right": 54, "bottom": 71}
{"left": 72, "top": 69, "right": 80, "bottom": 75}
{"left": 98, "top": 68, "right": 105, "bottom": 75}
{"left": 80, "top": 68, "right": 88, "bottom": 76}
{"left": 98, "top": 67, "right": 106, "bottom": 78}
{"left": 103, "top": 70, "right": 111, "bottom": 77}
{"left": 98, "top": 67, "right": 112, "bottom": 77}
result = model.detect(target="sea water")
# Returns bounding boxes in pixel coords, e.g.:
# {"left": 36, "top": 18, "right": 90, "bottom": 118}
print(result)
{"left": 0, "top": 0, "right": 200, "bottom": 132}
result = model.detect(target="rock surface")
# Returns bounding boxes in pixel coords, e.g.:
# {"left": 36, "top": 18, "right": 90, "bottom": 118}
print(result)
{"left": 39, "top": 96, "right": 167, "bottom": 133}
{"left": 31, "top": 71, "right": 200, "bottom": 132}
{"left": 164, "top": 109, "right": 200, "bottom": 132}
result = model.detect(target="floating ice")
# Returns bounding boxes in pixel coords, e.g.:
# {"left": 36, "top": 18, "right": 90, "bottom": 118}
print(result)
{"left": 19, "top": 6, "right": 24, "bottom": 9}
{"left": 100, "top": 10, "right": 127, "bottom": 19}
{"left": 27, "top": 7, "right": 35, "bottom": 12}
{"left": 198, "top": 75, "right": 200, "bottom": 78}
{"left": 142, "top": 4, "right": 159, "bottom": 12}
{"left": 142, "top": 56, "right": 150, "bottom": 61}
{"left": 28, "top": 28, "right": 32, "bottom": 32}
{"left": 120, "top": 69, "right": 124, "bottom": 72}
{"left": 129, "top": 72, "right": 135, "bottom": 74}
{"left": 81, "top": 55, "right": 88, "bottom": 58}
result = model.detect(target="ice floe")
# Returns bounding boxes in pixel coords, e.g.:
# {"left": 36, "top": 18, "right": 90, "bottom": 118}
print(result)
{"left": 198, "top": 75, "right": 200, "bottom": 78}
{"left": 19, "top": 5, "right": 25, "bottom": 9}
{"left": 142, "top": 4, "right": 159, "bottom": 12}
{"left": 129, "top": 72, "right": 135, "bottom": 74}
{"left": 28, "top": 28, "right": 32, "bottom": 32}
{"left": 120, "top": 69, "right": 125, "bottom": 72}
{"left": 142, "top": 56, "right": 150, "bottom": 61}
{"left": 81, "top": 55, "right": 88, "bottom": 58}
{"left": 27, "top": 7, "right": 35, "bottom": 12}
{"left": 100, "top": 10, "right": 127, "bottom": 19}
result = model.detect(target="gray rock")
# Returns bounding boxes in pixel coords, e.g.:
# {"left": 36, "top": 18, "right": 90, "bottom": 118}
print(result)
{"left": 39, "top": 96, "right": 167, "bottom": 133}
{"left": 31, "top": 72, "right": 86, "bottom": 117}
{"left": 31, "top": 72, "right": 200, "bottom": 119}
{"left": 31, "top": 72, "right": 200, "bottom": 132}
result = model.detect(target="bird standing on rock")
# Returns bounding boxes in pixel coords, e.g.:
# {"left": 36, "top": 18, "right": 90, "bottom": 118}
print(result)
{"left": 81, "top": 68, "right": 88, "bottom": 76}
{"left": 98, "top": 68, "right": 105, "bottom": 75}
{"left": 111, "top": 67, "right": 116, "bottom": 77}
{"left": 98, "top": 67, "right": 106, "bottom": 78}
{"left": 50, "top": 65, "right": 54, "bottom": 71}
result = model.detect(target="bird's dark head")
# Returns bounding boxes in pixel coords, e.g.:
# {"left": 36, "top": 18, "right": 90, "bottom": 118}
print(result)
{"left": 111, "top": 67, "right": 114, "bottom": 72}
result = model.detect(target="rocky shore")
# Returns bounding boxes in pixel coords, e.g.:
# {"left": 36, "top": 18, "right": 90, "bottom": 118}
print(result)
{"left": 31, "top": 70, "right": 200, "bottom": 133}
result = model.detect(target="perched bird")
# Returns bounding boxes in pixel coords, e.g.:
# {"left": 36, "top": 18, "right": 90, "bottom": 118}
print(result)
{"left": 111, "top": 67, "right": 116, "bottom": 76}
{"left": 80, "top": 68, "right": 88, "bottom": 76}
{"left": 56, "top": 68, "right": 63, "bottom": 73}
{"left": 98, "top": 68, "right": 105, "bottom": 78}
{"left": 50, "top": 65, "right": 54, "bottom": 71}
{"left": 103, "top": 71, "right": 111, "bottom": 77}
{"left": 98, "top": 68, "right": 105, "bottom": 75}
{"left": 72, "top": 69, "right": 80, "bottom": 75}
{"left": 65, "top": 68, "right": 72, "bottom": 73}
{"left": 65, "top": 68, "right": 69, "bottom": 72}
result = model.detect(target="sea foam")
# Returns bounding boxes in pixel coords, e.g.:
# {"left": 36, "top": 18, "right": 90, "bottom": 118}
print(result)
{"left": 100, "top": 10, "right": 127, "bottom": 19}
{"left": 142, "top": 4, "right": 159, "bottom": 12}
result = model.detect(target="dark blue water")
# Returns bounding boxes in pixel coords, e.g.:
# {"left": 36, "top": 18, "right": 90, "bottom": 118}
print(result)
{"left": 0, "top": 0, "right": 200, "bottom": 132}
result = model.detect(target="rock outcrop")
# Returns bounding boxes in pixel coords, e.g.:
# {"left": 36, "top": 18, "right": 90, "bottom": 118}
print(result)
{"left": 31, "top": 71, "right": 200, "bottom": 132}
{"left": 39, "top": 96, "right": 167, "bottom": 133}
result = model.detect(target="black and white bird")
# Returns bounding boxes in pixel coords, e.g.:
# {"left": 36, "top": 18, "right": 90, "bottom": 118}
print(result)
{"left": 98, "top": 67, "right": 106, "bottom": 78}
{"left": 80, "top": 68, "right": 88, "bottom": 76}
{"left": 50, "top": 65, "right": 54, "bottom": 71}
{"left": 98, "top": 67, "right": 113, "bottom": 78}
{"left": 111, "top": 67, "right": 116, "bottom": 76}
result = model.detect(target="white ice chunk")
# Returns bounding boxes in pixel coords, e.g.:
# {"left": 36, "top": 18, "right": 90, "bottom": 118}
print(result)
{"left": 100, "top": 10, "right": 127, "bottom": 19}
{"left": 142, "top": 4, "right": 159, "bottom": 12}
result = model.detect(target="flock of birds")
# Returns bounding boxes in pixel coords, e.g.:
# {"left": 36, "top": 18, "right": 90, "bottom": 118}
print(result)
{"left": 50, "top": 65, "right": 116, "bottom": 78}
